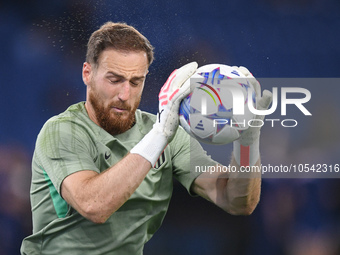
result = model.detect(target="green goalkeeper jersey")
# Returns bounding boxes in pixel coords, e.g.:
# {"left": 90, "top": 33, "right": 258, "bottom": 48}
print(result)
{"left": 21, "top": 102, "right": 217, "bottom": 255}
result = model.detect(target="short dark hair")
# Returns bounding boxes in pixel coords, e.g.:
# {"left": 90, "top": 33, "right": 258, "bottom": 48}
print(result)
{"left": 86, "top": 21, "right": 154, "bottom": 67}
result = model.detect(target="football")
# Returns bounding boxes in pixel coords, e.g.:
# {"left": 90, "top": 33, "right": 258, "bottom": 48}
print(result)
{"left": 179, "top": 64, "right": 256, "bottom": 145}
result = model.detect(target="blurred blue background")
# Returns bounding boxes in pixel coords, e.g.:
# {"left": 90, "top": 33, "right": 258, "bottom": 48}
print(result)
{"left": 1, "top": 0, "right": 340, "bottom": 254}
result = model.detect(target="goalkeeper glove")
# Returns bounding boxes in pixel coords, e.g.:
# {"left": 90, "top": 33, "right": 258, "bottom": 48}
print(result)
{"left": 131, "top": 62, "right": 198, "bottom": 166}
{"left": 232, "top": 66, "right": 273, "bottom": 167}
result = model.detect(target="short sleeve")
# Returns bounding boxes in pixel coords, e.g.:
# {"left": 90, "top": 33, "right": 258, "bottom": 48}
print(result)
{"left": 170, "top": 127, "right": 218, "bottom": 196}
{"left": 34, "top": 118, "right": 99, "bottom": 194}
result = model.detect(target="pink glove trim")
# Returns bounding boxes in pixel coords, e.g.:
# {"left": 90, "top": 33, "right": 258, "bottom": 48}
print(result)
{"left": 159, "top": 70, "right": 177, "bottom": 95}
{"left": 169, "top": 88, "right": 179, "bottom": 101}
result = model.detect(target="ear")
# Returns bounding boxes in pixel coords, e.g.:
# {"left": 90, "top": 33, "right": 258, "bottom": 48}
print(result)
{"left": 82, "top": 62, "right": 92, "bottom": 86}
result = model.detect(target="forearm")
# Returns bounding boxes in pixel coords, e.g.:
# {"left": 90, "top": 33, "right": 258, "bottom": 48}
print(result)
{"left": 61, "top": 153, "right": 152, "bottom": 223}
{"left": 222, "top": 154, "right": 261, "bottom": 215}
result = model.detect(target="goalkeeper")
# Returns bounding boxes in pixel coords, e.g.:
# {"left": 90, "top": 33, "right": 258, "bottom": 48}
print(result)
{"left": 21, "top": 21, "right": 272, "bottom": 255}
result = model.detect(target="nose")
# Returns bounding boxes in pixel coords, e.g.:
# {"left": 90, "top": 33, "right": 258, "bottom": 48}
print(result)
{"left": 118, "top": 81, "right": 130, "bottom": 102}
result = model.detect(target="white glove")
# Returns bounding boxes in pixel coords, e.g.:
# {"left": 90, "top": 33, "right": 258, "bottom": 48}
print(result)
{"left": 154, "top": 62, "right": 198, "bottom": 142}
{"left": 232, "top": 66, "right": 272, "bottom": 166}
{"left": 131, "top": 62, "right": 198, "bottom": 166}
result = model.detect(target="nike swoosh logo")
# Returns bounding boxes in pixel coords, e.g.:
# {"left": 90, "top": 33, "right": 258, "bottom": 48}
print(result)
{"left": 105, "top": 152, "right": 111, "bottom": 160}
{"left": 158, "top": 109, "right": 164, "bottom": 123}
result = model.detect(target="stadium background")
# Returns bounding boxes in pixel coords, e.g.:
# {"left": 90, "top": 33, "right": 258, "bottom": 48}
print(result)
{"left": 1, "top": 0, "right": 340, "bottom": 254}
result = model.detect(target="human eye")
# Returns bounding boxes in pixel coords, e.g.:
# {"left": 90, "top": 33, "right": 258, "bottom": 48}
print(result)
{"left": 130, "top": 81, "right": 139, "bottom": 87}
{"left": 107, "top": 76, "right": 122, "bottom": 84}
{"left": 109, "top": 79, "right": 120, "bottom": 84}
{"left": 130, "top": 78, "right": 144, "bottom": 87}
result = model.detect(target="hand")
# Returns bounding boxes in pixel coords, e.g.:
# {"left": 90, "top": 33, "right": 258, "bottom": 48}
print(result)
{"left": 234, "top": 66, "right": 273, "bottom": 146}
{"left": 232, "top": 66, "right": 272, "bottom": 166}
{"left": 154, "top": 62, "right": 198, "bottom": 142}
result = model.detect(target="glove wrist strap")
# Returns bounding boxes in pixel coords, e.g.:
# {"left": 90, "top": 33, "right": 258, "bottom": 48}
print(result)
{"left": 233, "top": 138, "right": 259, "bottom": 167}
{"left": 130, "top": 128, "right": 168, "bottom": 167}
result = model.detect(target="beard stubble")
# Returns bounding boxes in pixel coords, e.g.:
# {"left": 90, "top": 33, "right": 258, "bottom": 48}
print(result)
{"left": 88, "top": 87, "right": 141, "bottom": 136}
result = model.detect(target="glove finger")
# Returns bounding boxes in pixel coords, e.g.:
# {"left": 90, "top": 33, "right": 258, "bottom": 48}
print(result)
{"left": 238, "top": 66, "right": 252, "bottom": 77}
{"left": 249, "top": 78, "right": 261, "bottom": 99}
{"left": 173, "top": 62, "right": 198, "bottom": 90}
{"left": 159, "top": 62, "right": 197, "bottom": 107}
{"left": 257, "top": 89, "right": 273, "bottom": 111}
{"left": 237, "top": 66, "right": 261, "bottom": 97}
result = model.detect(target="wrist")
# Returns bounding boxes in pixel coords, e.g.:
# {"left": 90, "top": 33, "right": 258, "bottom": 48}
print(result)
{"left": 130, "top": 128, "right": 168, "bottom": 167}
{"left": 233, "top": 137, "right": 260, "bottom": 167}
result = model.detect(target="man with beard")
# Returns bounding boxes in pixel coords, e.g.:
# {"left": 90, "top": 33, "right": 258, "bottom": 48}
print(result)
{"left": 21, "top": 22, "right": 272, "bottom": 254}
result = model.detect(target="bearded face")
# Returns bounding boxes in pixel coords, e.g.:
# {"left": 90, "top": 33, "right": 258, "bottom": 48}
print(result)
{"left": 88, "top": 80, "right": 141, "bottom": 135}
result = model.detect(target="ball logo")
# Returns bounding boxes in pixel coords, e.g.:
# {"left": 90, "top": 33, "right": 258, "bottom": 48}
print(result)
{"left": 197, "top": 83, "right": 222, "bottom": 107}
{"left": 195, "top": 120, "right": 205, "bottom": 131}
